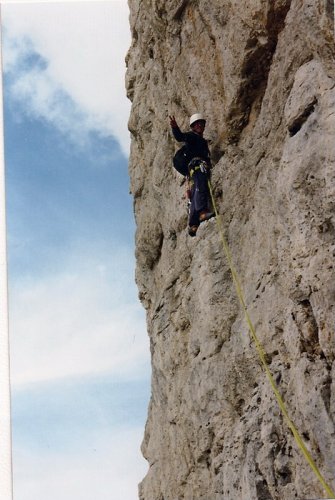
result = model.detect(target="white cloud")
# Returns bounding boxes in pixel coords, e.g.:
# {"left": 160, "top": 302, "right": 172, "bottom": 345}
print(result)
{"left": 9, "top": 246, "right": 150, "bottom": 387}
{"left": 2, "top": 1, "right": 131, "bottom": 154}
{"left": 13, "top": 426, "right": 148, "bottom": 500}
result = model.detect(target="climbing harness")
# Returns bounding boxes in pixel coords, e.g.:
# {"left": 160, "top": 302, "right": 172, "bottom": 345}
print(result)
{"left": 207, "top": 179, "right": 335, "bottom": 499}
{"left": 188, "top": 158, "right": 209, "bottom": 177}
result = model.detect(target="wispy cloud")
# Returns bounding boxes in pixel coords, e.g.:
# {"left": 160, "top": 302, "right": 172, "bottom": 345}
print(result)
{"left": 2, "top": 1, "right": 131, "bottom": 154}
{"left": 9, "top": 246, "right": 150, "bottom": 387}
{"left": 13, "top": 426, "right": 148, "bottom": 500}
{"left": 12, "top": 376, "right": 150, "bottom": 447}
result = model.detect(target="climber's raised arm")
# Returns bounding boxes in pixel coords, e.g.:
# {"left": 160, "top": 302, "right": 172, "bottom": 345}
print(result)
{"left": 169, "top": 115, "right": 187, "bottom": 142}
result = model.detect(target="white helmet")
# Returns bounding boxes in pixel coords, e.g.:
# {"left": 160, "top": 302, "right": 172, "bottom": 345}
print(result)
{"left": 190, "top": 113, "right": 206, "bottom": 127}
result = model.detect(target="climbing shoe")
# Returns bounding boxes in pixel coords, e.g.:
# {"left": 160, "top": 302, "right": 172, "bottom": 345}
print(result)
{"left": 188, "top": 225, "right": 198, "bottom": 237}
{"left": 199, "top": 210, "right": 215, "bottom": 222}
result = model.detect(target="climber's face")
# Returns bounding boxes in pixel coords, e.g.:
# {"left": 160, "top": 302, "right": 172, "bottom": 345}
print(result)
{"left": 191, "top": 120, "right": 206, "bottom": 136}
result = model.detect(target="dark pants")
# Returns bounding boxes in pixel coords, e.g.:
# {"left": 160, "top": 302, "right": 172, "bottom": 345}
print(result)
{"left": 189, "top": 169, "right": 210, "bottom": 227}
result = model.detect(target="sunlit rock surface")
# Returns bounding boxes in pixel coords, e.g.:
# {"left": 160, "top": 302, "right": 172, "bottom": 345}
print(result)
{"left": 126, "top": 1, "right": 335, "bottom": 498}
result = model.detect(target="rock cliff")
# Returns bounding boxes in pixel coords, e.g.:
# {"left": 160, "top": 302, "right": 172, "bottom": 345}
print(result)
{"left": 126, "top": 1, "right": 335, "bottom": 499}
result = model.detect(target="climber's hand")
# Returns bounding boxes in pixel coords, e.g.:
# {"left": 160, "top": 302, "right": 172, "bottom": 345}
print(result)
{"left": 169, "top": 115, "right": 178, "bottom": 128}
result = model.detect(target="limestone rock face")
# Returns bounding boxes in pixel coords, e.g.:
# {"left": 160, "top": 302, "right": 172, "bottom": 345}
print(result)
{"left": 126, "top": 1, "right": 335, "bottom": 499}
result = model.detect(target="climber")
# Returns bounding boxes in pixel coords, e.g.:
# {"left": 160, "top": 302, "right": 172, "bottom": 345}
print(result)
{"left": 169, "top": 113, "right": 214, "bottom": 236}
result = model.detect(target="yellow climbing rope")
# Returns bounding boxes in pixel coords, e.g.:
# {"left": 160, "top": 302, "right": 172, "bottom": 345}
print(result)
{"left": 207, "top": 179, "right": 335, "bottom": 499}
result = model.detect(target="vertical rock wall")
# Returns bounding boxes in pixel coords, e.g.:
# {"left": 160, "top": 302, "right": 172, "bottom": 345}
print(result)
{"left": 126, "top": 1, "right": 335, "bottom": 499}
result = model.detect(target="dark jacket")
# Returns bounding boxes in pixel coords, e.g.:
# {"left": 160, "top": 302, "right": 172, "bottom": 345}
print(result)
{"left": 172, "top": 126, "right": 211, "bottom": 167}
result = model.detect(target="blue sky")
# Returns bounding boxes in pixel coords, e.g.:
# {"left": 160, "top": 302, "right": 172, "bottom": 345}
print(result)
{"left": 2, "top": 2, "right": 150, "bottom": 499}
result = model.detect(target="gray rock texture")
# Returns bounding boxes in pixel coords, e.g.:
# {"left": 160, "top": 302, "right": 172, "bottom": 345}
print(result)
{"left": 126, "top": 1, "right": 335, "bottom": 499}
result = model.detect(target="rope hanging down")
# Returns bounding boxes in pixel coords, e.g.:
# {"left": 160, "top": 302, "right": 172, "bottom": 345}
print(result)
{"left": 207, "top": 179, "right": 335, "bottom": 499}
